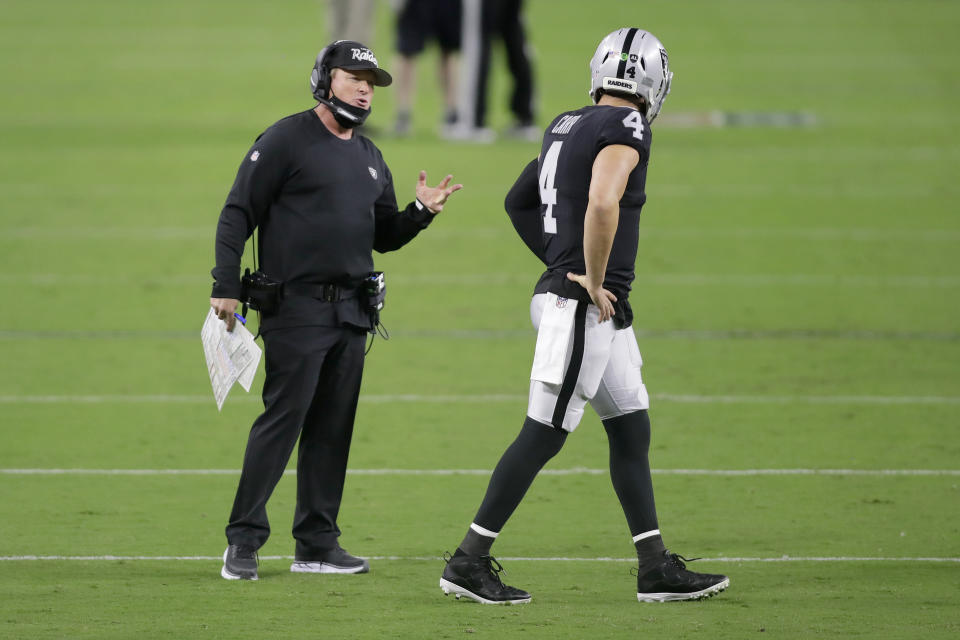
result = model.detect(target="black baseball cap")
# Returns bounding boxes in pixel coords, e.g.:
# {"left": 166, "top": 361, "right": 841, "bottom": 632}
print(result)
{"left": 325, "top": 41, "right": 393, "bottom": 87}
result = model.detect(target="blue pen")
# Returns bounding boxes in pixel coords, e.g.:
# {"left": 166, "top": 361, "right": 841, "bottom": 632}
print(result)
{"left": 233, "top": 313, "right": 246, "bottom": 325}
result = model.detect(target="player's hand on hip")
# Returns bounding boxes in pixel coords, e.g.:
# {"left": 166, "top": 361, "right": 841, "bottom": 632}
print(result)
{"left": 416, "top": 170, "right": 463, "bottom": 214}
{"left": 210, "top": 297, "right": 240, "bottom": 332}
{"left": 566, "top": 272, "right": 617, "bottom": 323}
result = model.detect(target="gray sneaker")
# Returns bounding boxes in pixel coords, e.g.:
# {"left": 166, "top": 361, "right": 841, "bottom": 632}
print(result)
{"left": 290, "top": 545, "right": 370, "bottom": 574}
{"left": 221, "top": 544, "right": 258, "bottom": 581}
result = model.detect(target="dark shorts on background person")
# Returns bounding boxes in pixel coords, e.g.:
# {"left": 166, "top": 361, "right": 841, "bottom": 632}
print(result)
{"left": 396, "top": 0, "right": 462, "bottom": 55}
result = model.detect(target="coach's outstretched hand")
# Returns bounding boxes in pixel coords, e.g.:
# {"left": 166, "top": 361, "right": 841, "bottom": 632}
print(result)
{"left": 416, "top": 170, "right": 463, "bottom": 214}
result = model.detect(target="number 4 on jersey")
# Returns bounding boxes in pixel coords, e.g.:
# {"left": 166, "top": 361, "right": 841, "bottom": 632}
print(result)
{"left": 622, "top": 111, "right": 644, "bottom": 140}
{"left": 539, "top": 141, "right": 562, "bottom": 234}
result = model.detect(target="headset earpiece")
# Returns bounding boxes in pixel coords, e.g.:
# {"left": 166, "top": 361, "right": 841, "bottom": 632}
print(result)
{"left": 311, "top": 40, "right": 352, "bottom": 101}
{"left": 310, "top": 45, "right": 332, "bottom": 101}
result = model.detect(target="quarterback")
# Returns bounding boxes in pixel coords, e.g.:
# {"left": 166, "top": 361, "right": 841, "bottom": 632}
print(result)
{"left": 439, "top": 28, "right": 730, "bottom": 604}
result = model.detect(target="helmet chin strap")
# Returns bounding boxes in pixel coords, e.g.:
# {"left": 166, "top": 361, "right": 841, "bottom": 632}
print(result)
{"left": 318, "top": 91, "right": 371, "bottom": 129}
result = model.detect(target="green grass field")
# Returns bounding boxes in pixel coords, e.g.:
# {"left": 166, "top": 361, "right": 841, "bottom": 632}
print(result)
{"left": 1, "top": 0, "right": 958, "bottom": 637}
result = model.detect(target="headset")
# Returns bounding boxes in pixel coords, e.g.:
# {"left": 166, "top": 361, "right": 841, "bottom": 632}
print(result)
{"left": 310, "top": 40, "right": 348, "bottom": 101}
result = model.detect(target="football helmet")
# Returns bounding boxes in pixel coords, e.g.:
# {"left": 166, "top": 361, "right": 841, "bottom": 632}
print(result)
{"left": 589, "top": 28, "right": 673, "bottom": 122}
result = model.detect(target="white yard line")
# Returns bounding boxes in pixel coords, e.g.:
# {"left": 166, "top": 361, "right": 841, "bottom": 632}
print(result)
{"left": 1, "top": 468, "right": 957, "bottom": 477}
{"left": 653, "top": 393, "right": 960, "bottom": 405}
{"left": 0, "top": 554, "right": 956, "bottom": 563}
{"left": 1, "top": 393, "right": 958, "bottom": 405}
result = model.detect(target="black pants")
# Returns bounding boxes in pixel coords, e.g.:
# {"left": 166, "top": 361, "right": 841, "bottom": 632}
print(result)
{"left": 225, "top": 324, "right": 366, "bottom": 556}
{"left": 474, "top": 0, "right": 534, "bottom": 127}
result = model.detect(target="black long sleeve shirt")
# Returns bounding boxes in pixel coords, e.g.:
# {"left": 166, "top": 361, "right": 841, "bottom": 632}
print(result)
{"left": 211, "top": 109, "right": 433, "bottom": 329}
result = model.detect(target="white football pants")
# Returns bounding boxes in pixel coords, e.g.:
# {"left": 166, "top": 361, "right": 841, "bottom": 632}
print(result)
{"left": 527, "top": 292, "right": 650, "bottom": 432}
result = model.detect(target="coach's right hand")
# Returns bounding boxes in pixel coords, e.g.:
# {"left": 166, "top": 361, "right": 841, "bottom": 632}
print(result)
{"left": 210, "top": 298, "right": 240, "bottom": 332}
{"left": 416, "top": 170, "right": 463, "bottom": 214}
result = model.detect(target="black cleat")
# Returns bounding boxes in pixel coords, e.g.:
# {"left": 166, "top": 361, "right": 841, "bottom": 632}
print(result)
{"left": 290, "top": 545, "right": 370, "bottom": 574}
{"left": 439, "top": 551, "right": 531, "bottom": 605}
{"left": 635, "top": 551, "right": 729, "bottom": 602}
{"left": 221, "top": 544, "right": 258, "bottom": 581}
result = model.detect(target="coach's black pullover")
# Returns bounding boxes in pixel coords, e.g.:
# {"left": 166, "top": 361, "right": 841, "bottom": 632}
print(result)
{"left": 211, "top": 109, "right": 433, "bottom": 329}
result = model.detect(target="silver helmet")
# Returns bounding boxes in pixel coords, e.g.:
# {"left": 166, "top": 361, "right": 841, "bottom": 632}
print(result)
{"left": 589, "top": 28, "right": 673, "bottom": 122}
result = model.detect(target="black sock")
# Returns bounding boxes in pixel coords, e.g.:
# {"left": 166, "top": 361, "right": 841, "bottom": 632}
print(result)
{"left": 634, "top": 533, "right": 667, "bottom": 569}
{"left": 461, "top": 416, "right": 567, "bottom": 552}
{"left": 603, "top": 410, "right": 663, "bottom": 559}
{"left": 457, "top": 527, "right": 495, "bottom": 557}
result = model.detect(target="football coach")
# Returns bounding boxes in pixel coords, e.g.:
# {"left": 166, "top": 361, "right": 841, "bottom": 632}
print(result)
{"left": 209, "top": 40, "right": 462, "bottom": 581}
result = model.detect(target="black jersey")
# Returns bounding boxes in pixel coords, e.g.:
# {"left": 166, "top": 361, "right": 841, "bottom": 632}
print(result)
{"left": 212, "top": 109, "right": 432, "bottom": 329}
{"left": 505, "top": 104, "right": 652, "bottom": 304}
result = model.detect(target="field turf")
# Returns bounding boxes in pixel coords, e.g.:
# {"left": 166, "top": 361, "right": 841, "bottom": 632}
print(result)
{"left": 1, "top": 1, "right": 958, "bottom": 638}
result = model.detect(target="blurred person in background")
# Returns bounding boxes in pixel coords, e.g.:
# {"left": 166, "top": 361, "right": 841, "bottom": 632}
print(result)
{"left": 393, "top": 0, "right": 463, "bottom": 136}
{"left": 326, "top": 0, "right": 376, "bottom": 43}
{"left": 449, "top": 0, "right": 536, "bottom": 142}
